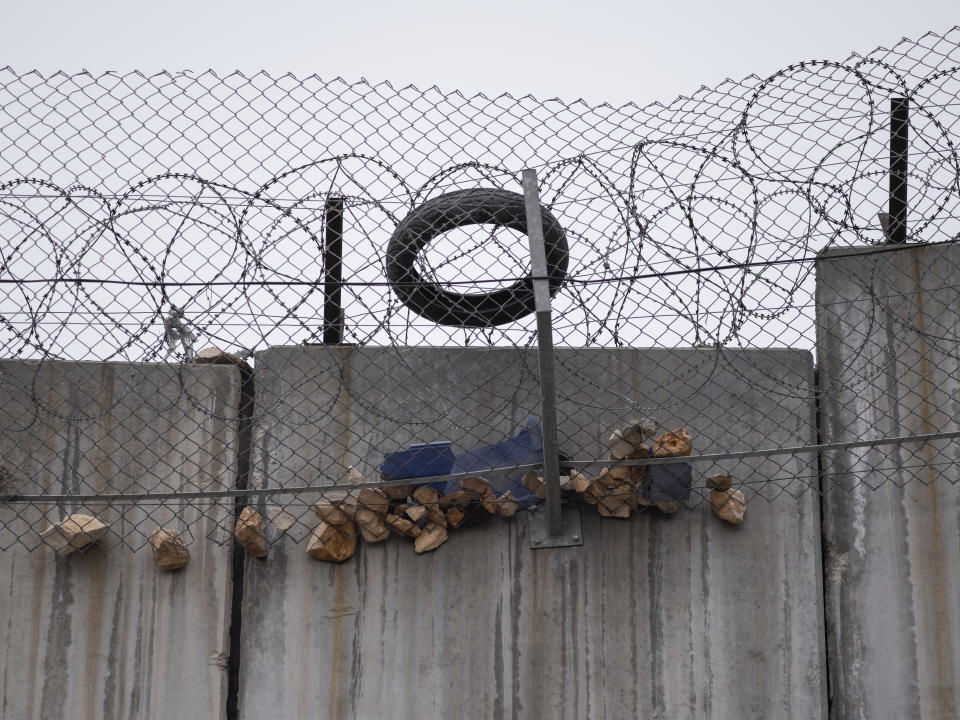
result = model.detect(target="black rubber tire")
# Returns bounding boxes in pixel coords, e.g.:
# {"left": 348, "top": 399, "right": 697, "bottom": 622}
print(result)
{"left": 386, "top": 189, "right": 569, "bottom": 327}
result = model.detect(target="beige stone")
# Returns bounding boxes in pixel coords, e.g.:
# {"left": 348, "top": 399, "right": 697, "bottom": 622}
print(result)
{"left": 582, "top": 478, "right": 604, "bottom": 505}
{"left": 638, "top": 417, "right": 659, "bottom": 439}
{"left": 412, "top": 485, "right": 439, "bottom": 508}
{"left": 382, "top": 483, "right": 413, "bottom": 501}
{"left": 445, "top": 506, "right": 466, "bottom": 528}
{"left": 313, "top": 502, "right": 351, "bottom": 526}
{"left": 522, "top": 470, "right": 546, "bottom": 499}
{"left": 40, "top": 514, "right": 109, "bottom": 556}
{"left": 460, "top": 476, "right": 490, "bottom": 496}
{"left": 596, "top": 478, "right": 639, "bottom": 517}
{"left": 339, "top": 493, "right": 360, "bottom": 518}
{"left": 706, "top": 473, "right": 733, "bottom": 492}
{"left": 608, "top": 437, "right": 637, "bottom": 460}
{"left": 195, "top": 346, "right": 246, "bottom": 365}
{"left": 343, "top": 467, "right": 365, "bottom": 485}
{"left": 595, "top": 467, "right": 618, "bottom": 488}
{"left": 481, "top": 488, "right": 499, "bottom": 515}
{"left": 611, "top": 479, "right": 639, "bottom": 509}
{"left": 235, "top": 507, "right": 268, "bottom": 558}
{"left": 606, "top": 465, "right": 632, "bottom": 482}
{"left": 426, "top": 508, "right": 447, "bottom": 527}
{"left": 306, "top": 519, "right": 358, "bottom": 562}
{"left": 608, "top": 420, "right": 656, "bottom": 458}
{"left": 405, "top": 504, "right": 428, "bottom": 523}
{"left": 496, "top": 491, "right": 519, "bottom": 518}
{"left": 597, "top": 496, "right": 632, "bottom": 518}
{"left": 439, "top": 491, "right": 470, "bottom": 510}
{"left": 710, "top": 489, "right": 746, "bottom": 524}
{"left": 386, "top": 513, "right": 420, "bottom": 537}
{"left": 651, "top": 428, "right": 693, "bottom": 458}
{"left": 414, "top": 523, "right": 448, "bottom": 554}
{"left": 357, "top": 487, "right": 390, "bottom": 516}
{"left": 622, "top": 426, "right": 656, "bottom": 447}
{"left": 150, "top": 528, "right": 190, "bottom": 570}
{"left": 570, "top": 469, "right": 591, "bottom": 494}
{"left": 321, "top": 489, "right": 359, "bottom": 518}
{"left": 355, "top": 507, "right": 390, "bottom": 543}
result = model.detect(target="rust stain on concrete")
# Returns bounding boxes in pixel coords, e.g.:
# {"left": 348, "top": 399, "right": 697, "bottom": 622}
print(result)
{"left": 908, "top": 251, "right": 957, "bottom": 718}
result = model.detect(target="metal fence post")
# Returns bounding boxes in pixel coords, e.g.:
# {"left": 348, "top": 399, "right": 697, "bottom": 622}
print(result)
{"left": 323, "top": 197, "right": 345, "bottom": 344}
{"left": 521, "top": 169, "right": 564, "bottom": 537}
{"left": 888, "top": 97, "right": 909, "bottom": 244}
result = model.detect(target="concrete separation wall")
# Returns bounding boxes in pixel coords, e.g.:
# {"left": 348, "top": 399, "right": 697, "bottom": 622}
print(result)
{"left": 239, "top": 346, "right": 826, "bottom": 719}
{"left": 817, "top": 244, "right": 960, "bottom": 719}
{"left": 0, "top": 360, "right": 240, "bottom": 720}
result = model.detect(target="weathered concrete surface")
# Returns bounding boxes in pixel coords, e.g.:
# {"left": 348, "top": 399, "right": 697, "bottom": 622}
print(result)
{"left": 817, "top": 244, "right": 960, "bottom": 720}
{"left": 240, "top": 346, "right": 826, "bottom": 719}
{"left": 0, "top": 360, "right": 239, "bottom": 720}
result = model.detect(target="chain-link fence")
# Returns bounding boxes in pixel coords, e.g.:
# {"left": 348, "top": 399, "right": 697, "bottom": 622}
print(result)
{"left": 1, "top": 27, "right": 959, "bottom": 560}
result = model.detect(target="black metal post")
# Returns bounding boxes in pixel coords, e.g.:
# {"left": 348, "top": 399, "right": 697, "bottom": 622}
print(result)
{"left": 889, "top": 97, "right": 909, "bottom": 244}
{"left": 323, "top": 197, "right": 345, "bottom": 344}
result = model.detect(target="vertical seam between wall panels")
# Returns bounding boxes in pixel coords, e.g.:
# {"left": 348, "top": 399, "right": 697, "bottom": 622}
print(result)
{"left": 814, "top": 364, "right": 835, "bottom": 720}
{"left": 226, "top": 365, "right": 255, "bottom": 720}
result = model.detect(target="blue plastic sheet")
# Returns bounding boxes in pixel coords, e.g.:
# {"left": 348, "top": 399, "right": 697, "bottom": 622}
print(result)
{"left": 643, "top": 463, "right": 693, "bottom": 502}
{"left": 445, "top": 416, "right": 544, "bottom": 506}
{"left": 379, "top": 418, "right": 545, "bottom": 504}
{"left": 380, "top": 442, "right": 455, "bottom": 490}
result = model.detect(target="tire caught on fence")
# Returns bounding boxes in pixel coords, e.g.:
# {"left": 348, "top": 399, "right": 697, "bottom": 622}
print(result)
{"left": 386, "top": 189, "right": 569, "bottom": 327}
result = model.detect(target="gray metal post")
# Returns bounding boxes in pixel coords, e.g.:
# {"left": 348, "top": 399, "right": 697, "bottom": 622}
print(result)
{"left": 521, "top": 169, "right": 563, "bottom": 537}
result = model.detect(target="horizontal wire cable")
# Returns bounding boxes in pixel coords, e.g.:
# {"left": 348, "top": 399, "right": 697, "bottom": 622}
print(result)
{"left": 2, "top": 237, "right": 957, "bottom": 289}
{"left": 5, "top": 430, "right": 956, "bottom": 503}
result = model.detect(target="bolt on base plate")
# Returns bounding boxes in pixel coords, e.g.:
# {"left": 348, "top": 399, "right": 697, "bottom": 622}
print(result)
{"left": 527, "top": 504, "right": 583, "bottom": 549}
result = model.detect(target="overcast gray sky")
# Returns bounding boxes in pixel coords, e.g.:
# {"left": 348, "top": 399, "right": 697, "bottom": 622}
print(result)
{"left": 2, "top": 0, "right": 957, "bottom": 106}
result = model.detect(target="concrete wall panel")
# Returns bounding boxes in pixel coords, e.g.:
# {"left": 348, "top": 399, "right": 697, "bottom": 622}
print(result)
{"left": 239, "top": 347, "right": 825, "bottom": 720}
{"left": 816, "top": 245, "right": 960, "bottom": 719}
{"left": 0, "top": 360, "right": 240, "bottom": 720}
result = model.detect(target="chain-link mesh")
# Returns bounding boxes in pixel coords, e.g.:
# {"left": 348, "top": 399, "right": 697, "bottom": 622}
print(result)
{"left": 2, "top": 27, "right": 959, "bottom": 558}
